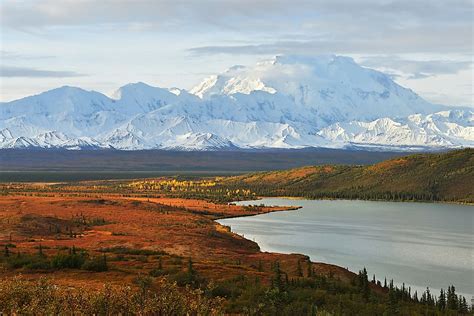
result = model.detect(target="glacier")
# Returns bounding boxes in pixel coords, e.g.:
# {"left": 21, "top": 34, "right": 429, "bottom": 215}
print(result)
{"left": 0, "top": 55, "right": 472, "bottom": 151}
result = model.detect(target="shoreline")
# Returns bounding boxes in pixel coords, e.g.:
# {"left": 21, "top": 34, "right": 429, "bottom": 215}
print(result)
{"left": 217, "top": 205, "right": 302, "bottom": 220}
{"left": 210, "top": 202, "right": 366, "bottom": 291}
{"left": 240, "top": 195, "right": 474, "bottom": 206}
{"left": 218, "top": 197, "right": 474, "bottom": 298}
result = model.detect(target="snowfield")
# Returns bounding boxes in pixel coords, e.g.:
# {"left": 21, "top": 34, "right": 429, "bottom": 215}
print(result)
{"left": 0, "top": 55, "right": 472, "bottom": 151}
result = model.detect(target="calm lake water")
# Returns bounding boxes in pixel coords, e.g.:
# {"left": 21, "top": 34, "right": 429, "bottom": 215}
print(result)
{"left": 218, "top": 198, "right": 474, "bottom": 298}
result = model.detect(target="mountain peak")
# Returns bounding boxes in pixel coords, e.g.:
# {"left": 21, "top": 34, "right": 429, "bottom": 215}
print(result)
{"left": 190, "top": 54, "right": 381, "bottom": 100}
{"left": 190, "top": 54, "right": 437, "bottom": 122}
{"left": 34, "top": 85, "right": 90, "bottom": 98}
{"left": 112, "top": 82, "right": 163, "bottom": 100}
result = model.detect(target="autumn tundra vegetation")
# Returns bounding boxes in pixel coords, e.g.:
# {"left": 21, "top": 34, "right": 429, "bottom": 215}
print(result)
{"left": 0, "top": 149, "right": 472, "bottom": 315}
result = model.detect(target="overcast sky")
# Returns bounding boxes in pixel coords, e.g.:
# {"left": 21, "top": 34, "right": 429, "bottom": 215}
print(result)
{"left": 0, "top": 0, "right": 472, "bottom": 107}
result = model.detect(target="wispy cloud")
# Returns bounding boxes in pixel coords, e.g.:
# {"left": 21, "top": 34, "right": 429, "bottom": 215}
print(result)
{"left": 1, "top": 50, "right": 56, "bottom": 60}
{"left": 188, "top": 24, "right": 472, "bottom": 55}
{"left": 3, "top": 1, "right": 473, "bottom": 60}
{"left": 1, "top": 1, "right": 471, "bottom": 28}
{"left": 1, "top": 66, "right": 86, "bottom": 78}
{"left": 359, "top": 56, "right": 472, "bottom": 80}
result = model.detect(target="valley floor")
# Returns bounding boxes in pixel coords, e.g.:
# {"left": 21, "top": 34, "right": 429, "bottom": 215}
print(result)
{"left": 0, "top": 193, "right": 353, "bottom": 287}
{"left": 1, "top": 178, "right": 471, "bottom": 315}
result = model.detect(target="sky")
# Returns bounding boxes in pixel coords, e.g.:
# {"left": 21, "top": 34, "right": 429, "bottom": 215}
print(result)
{"left": 0, "top": 0, "right": 472, "bottom": 107}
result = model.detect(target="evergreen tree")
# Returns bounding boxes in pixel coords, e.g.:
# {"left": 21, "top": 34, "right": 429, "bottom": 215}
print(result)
{"left": 438, "top": 288, "right": 446, "bottom": 311}
{"left": 428, "top": 288, "right": 434, "bottom": 306}
{"left": 359, "top": 267, "right": 370, "bottom": 302}
{"left": 386, "top": 286, "right": 399, "bottom": 315}
{"left": 297, "top": 260, "right": 303, "bottom": 277}
{"left": 102, "top": 254, "right": 107, "bottom": 270}
{"left": 187, "top": 258, "right": 194, "bottom": 276}
{"left": 458, "top": 296, "right": 468, "bottom": 314}
{"left": 413, "top": 290, "right": 418, "bottom": 303}
{"left": 272, "top": 261, "right": 283, "bottom": 291}
{"left": 363, "top": 280, "right": 370, "bottom": 302}
{"left": 447, "top": 285, "right": 458, "bottom": 310}
{"left": 37, "top": 244, "right": 45, "bottom": 257}
{"left": 307, "top": 262, "right": 313, "bottom": 278}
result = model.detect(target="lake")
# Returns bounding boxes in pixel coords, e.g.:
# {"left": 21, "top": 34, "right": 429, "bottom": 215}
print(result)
{"left": 218, "top": 198, "right": 474, "bottom": 298}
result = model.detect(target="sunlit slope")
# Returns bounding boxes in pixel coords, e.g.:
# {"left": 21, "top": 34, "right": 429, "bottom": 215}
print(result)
{"left": 221, "top": 149, "right": 474, "bottom": 203}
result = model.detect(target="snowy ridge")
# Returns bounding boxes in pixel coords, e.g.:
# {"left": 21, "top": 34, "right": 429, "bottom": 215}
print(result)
{"left": 0, "top": 55, "right": 472, "bottom": 151}
{"left": 318, "top": 111, "right": 474, "bottom": 149}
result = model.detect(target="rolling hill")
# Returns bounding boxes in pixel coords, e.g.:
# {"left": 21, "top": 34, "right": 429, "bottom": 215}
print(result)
{"left": 220, "top": 149, "right": 474, "bottom": 203}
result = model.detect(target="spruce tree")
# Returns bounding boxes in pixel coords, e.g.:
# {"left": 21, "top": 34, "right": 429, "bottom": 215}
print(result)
{"left": 297, "top": 260, "right": 303, "bottom": 277}
{"left": 425, "top": 287, "right": 433, "bottom": 306}
{"left": 438, "top": 288, "right": 446, "bottom": 311}
{"left": 357, "top": 268, "right": 370, "bottom": 302}
{"left": 307, "top": 262, "right": 313, "bottom": 278}
{"left": 273, "top": 261, "right": 283, "bottom": 291}
{"left": 187, "top": 258, "right": 194, "bottom": 275}
{"left": 458, "top": 296, "right": 468, "bottom": 314}
{"left": 447, "top": 285, "right": 458, "bottom": 310}
{"left": 456, "top": 295, "right": 466, "bottom": 313}
{"left": 386, "top": 286, "right": 399, "bottom": 315}
{"left": 102, "top": 254, "right": 108, "bottom": 271}
{"left": 38, "top": 244, "right": 44, "bottom": 257}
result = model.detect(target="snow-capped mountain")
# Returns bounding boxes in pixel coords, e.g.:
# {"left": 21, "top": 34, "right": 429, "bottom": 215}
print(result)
{"left": 191, "top": 55, "right": 442, "bottom": 125}
{"left": 0, "top": 55, "right": 472, "bottom": 151}
{"left": 318, "top": 111, "right": 474, "bottom": 150}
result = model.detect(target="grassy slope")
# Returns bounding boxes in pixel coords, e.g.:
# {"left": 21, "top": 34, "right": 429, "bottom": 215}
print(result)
{"left": 221, "top": 148, "right": 474, "bottom": 203}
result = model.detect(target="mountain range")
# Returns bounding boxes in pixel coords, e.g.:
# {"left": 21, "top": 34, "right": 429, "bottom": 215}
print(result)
{"left": 1, "top": 55, "right": 472, "bottom": 151}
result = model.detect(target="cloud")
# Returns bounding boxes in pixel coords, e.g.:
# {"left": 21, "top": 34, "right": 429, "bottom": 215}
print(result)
{"left": 359, "top": 56, "right": 472, "bottom": 80}
{"left": 0, "top": 66, "right": 86, "bottom": 78}
{"left": 1, "top": 50, "right": 56, "bottom": 60}
{"left": 188, "top": 27, "right": 471, "bottom": 55}
{"left": 0, "top": 0, "right": 299, "bottom": 31}
{"left": 2, "top": 1, "right": 472, "bottom": 28}
{"left": 2, "top": 1, "right": 472, "bottom": 57}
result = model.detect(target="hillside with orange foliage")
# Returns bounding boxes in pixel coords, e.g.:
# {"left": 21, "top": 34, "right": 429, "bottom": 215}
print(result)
{"left": 0, "top": 188, "right": 365, "bottom": 292}
{"left": 220, "top": 149, "right": 474, "bottom": 203}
